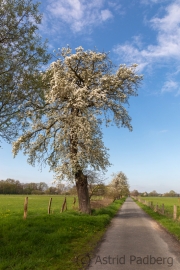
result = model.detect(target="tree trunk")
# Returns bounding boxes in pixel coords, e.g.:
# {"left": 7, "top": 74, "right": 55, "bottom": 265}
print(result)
{"left": 75, "top": 170, "right": 91, "bottom": 214}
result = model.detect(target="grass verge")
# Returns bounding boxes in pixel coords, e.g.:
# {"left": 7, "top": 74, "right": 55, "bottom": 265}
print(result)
{"left": 135, "top": 196, "right": 180, "bottom": 217}
{"left": 0, "top": 197, "right": 126, "bottom": 270}
{"left": 134, "top": 199, "right": 180, "bottom": 241}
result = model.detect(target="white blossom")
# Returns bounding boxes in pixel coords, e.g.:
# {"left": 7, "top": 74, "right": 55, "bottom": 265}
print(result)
{"left": 13, "top": 46, "right": 142, "bottom": 182}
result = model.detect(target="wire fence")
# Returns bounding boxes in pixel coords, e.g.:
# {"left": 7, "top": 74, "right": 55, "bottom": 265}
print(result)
{"left": 132, "top": 196, "right": 180, "bottom": 221}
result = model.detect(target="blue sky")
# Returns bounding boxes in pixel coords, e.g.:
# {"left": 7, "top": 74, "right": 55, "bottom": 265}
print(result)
{"left": 1, "top": 0, "right": 180, "bottom": 193}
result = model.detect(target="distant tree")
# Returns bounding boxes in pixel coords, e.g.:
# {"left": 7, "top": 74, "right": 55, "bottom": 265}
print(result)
{"left": 12, "top": 46, "right": 142, "bottom": 213}
{"left": 0, "top": 178, "right": 23, "bottom": 194}
{"left": 0, "top": 180, "right": 4, "bottom": 194}
{"left": 108, "top": 171, "right": 129, "bottom": 200}
{"left": 169, "top": 190, "right": 176, "bottom": 197}
{"left": 21, "top": 183, "right": 31, "bottom": 194}
{"left": 149, "top": 190, "right": 158, "bottom": 197}
{"left": 0, "top": 0, "right": 50, "bottom": 145}
{"left": 22, "top": 182, "right": 38, "bottom": 194}
{"left": 37, "top": 182, "right": 49, "bottom": 192}
{"left": 56, "top": 183, "right": 67, "bottom": 194}
{"left": 130, "top": 189, "right": 139, "bottom": 196}
{"left": 68, "top": 185, "right": 77, "bottom": 196}
{"left": 163, "top": 190, "right": 176, "bottom": 197}
{"left": 84, "top": 170, "right": 106, "bottom": 199}
{"left": 45, "top": 186, "right": 57, "bottom": 195}
{"left": 0, "top": 179, "right": 50, "bottom": 194}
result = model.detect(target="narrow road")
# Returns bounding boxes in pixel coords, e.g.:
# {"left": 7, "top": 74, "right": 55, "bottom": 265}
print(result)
{"left": 87, "top": 197, "right": 180, "bottom": 269}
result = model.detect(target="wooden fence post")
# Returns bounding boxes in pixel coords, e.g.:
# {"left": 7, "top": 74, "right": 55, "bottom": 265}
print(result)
{"left": 73, "top": 197, "right": 76, "bottom": 208}
{"left": 173, "top": 205, "right": 177, "bottom": 220}
{"left": 48, "top": 198, "right": 52, "bottom": 214}
{"left": 155, "top": 204, "right": 158, "bottom": 212}
{"left": 151, "top": 201, "right": 153, "bottom": 209}
{"left": 61, "top": 197, "right": 67, "bottom": 212}
{"left": 162, "top": 204, "right": 164, "bottom": 215}
{"left": 66, "top": 197, "right": 67, "bottom": 211}
{"left": 23, "top": 197, "right": 28, "bottom": 219}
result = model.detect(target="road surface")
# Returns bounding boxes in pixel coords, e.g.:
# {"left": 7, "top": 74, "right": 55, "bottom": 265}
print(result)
{"left": 87, "top": 197, "right": 180, "bottom": 269}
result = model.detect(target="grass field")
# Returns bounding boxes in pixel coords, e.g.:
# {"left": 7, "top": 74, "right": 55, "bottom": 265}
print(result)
{"left": 0, "top": 195, "right": 126, "bottom": 270}
{"left": 0, "top": 195, "right": 77, "bottom": 218}
{"left": 138, "top": 197, "right": 180, "bottom": 219}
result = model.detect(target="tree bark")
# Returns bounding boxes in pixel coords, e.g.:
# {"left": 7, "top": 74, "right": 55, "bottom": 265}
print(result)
{"left": 75, "top": 170, "right": 91, "bottom": 214}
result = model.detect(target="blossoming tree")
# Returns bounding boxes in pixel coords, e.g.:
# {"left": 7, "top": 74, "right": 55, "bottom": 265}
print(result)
{"left": 13, "top": 46, "right": 142, "bottom": 213}
{"left": 108, "top": 171, "right": 130, "bottom": 200}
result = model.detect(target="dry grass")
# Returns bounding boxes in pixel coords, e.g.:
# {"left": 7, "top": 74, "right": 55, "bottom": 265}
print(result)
{"left": 90, "top": 198, "right": 113, "bottom": 209}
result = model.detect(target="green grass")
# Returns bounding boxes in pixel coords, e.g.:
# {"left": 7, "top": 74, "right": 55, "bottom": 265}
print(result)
{"left": 0, "top": 195, "right": 77, "bottom": 217}
{"left": 134, "top": 199, "right": 180, "bottom": 241}
{"left": 0, "top": 195, "right": 126, "bottom": 270}
{"left": 137, "top": 197, "right": 180, "bottom": 218}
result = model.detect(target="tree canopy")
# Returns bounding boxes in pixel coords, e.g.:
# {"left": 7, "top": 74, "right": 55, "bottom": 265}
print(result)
{"left": 0, "top": 0, "right": 50, "bottom": 144}
{"left": 13, "top": 46, "right": 142, "bottom": 179}
{"left": 108, "top": 171, "right": 130, "bottom": 199}
{"left": 12, "top": 46, "right": 142, "bottom": 212}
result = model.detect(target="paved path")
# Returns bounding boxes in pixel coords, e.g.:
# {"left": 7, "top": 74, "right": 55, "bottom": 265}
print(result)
{"left": 87, "top": 197, "right": 180, "bottom": 270}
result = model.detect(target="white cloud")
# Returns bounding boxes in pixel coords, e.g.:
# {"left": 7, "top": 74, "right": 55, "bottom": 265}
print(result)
{"left": 162, "top": 80, "right": 178, "bottom": 93}
{"left": 113, "top": 1, "right": 180, "bottom": 70}
{"left": 108, "top": 1, "right": 122, "bottom": 13}
{"left": 141, "top": 0, "right": 169, "bottom": 4}
{"left": 173, "top": 66, "right": 180, "bottom": 75}
{"left": 113, "top": 44, "right": 149, "bottom": 72}
{"left": 132, "top": 35, "right": 144, "bottom": 49}
{"left": 101, "top": 9, "right": 113, "bottom": 21}
{"left": 161, "top": 79, "right": 180, "bottom": 96}
{"left": 45, "top": 0, "right": 114, "bottom": 33}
